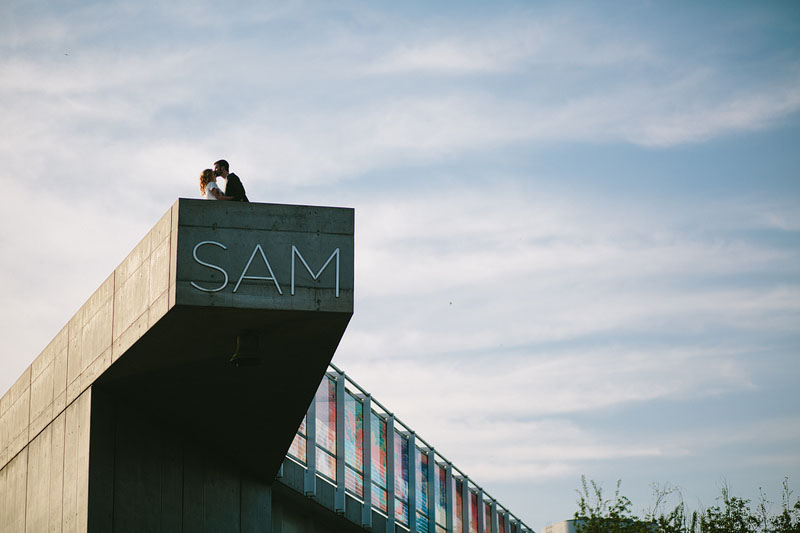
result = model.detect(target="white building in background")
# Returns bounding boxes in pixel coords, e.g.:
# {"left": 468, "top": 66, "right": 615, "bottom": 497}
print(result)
{"left": 542, "top": 519, "right": 580, "bottom": 533}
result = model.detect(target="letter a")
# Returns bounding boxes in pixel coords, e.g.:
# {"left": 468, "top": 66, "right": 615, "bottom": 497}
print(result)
{"left": 233, "top": 244, "right": 284, "bottom": 294}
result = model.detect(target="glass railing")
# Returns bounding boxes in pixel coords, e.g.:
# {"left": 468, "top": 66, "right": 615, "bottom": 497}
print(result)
{"left": 283, "top": 362, "right": 534, "bottom": 533}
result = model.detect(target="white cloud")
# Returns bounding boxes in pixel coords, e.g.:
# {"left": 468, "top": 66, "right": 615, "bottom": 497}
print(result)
{"left": 3, "top": 2, "right": 799, "bottom": 206}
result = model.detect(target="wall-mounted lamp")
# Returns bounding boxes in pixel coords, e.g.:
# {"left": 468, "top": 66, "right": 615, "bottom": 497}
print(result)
{"left": 230, "top": 330, "right": 261, "bottom": 366}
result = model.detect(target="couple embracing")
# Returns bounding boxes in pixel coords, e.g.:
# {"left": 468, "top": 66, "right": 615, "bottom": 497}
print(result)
{"left": 199, "top": 159, "right": 249, "bottom": 202}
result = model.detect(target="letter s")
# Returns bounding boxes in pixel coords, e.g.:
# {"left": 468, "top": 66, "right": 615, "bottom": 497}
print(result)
{"left": 190, "top": 240, "right": 229, "bottom": 292}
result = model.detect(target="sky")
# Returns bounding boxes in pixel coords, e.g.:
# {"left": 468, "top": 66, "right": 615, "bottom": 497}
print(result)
{"left": 1, "top": 0, "right": 799, "bottom": 530}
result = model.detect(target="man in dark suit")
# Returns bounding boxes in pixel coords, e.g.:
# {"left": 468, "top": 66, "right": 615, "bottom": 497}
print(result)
{"left": 214, "top": 159, "right": 249, "bottom": 202}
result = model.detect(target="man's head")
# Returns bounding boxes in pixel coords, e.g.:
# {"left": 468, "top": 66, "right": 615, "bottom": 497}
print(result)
{"left": 214, "top": 159, "right": 230, "bottom": 178}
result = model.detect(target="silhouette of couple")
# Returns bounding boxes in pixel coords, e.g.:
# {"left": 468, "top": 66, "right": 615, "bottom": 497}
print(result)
{"left": 200, "top": 159, "right": 249, "bottom": 202}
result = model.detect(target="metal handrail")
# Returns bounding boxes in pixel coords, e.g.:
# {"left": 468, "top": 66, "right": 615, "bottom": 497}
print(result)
{"left": 323, "top": 361, "right": 533, "bottom": 532}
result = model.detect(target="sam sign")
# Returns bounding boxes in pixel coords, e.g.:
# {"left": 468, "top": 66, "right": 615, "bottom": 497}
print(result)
{"left": 173, "top": 200, "right": 354, "bottom": 313}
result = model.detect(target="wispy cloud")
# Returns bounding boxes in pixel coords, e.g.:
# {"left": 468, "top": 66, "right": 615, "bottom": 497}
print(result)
{"left": 2, "top": 2, "right": 799, "bottom": 528}
{"left": 3, "top": 2, "right": 799, "bottom": 205}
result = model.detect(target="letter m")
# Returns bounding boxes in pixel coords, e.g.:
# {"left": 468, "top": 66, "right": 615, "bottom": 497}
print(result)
{"left": 291, "top": 245, "right": 340, "bottom": 297}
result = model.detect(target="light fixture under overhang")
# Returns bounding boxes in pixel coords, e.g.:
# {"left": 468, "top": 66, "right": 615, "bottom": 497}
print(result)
{"left": 230, "top": 330, "right": 261, "bottom": 367}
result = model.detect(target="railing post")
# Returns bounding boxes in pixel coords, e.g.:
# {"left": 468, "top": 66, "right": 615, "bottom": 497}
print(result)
{"left": 409, "top": 432, "right": 418, "bottom": 532}
{"left": 335, "top": 370, "right": 346, "bottom": 514}
{"left": 477, "top": 489, "right": 485, "bottom": 533}
{"left": 304, "top": 391, "right": 317, "bottom": 497}
{"left": 446, "top": 463, "right": 454, "bottom": 533}
{"left": 491, "top": 501, "right": 499, "bottom": 533}
{"left": 461, "top": 479, "right": 469, "bottom": 533}
{"left": 387, "top": 414, "right": 396, "bottom": 532}
{"left": 362, "top": 394, "right": 373, "bottom": 529}
{"left": 427, "top": 450, "right": 437, "bottom": 533}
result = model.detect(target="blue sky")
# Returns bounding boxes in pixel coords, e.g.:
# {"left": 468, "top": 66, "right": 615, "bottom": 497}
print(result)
{"left": 1, "top": 0, "right": 799, "bottom": 529}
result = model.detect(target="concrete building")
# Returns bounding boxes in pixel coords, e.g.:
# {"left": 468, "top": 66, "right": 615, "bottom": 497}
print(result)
{"left": 0, "top": 200, "right": 533, "bottom": 532}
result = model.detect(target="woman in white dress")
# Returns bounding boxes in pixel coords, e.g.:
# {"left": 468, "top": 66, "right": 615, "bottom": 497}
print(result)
{"left": 200, "top": 169, "right": 231, "bottom": 200}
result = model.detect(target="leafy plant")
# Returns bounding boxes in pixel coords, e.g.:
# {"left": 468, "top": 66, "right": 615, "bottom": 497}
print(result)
{"left": 573, "top": 477, "right": 800, "bottom": 533}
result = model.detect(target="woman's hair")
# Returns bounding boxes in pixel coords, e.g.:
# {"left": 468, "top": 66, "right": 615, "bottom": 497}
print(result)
{"left": 199, "top": 169, "right": 215, "bottom": 194}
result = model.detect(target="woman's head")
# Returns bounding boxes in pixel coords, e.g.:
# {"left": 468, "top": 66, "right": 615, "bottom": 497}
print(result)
{"left": 199, "top": 169, "right": 215, "bottom": 194}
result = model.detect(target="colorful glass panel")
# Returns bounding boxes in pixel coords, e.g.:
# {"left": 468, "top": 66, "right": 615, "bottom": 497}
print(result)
{"left": 344, "top": 392, "right": 364, "bottom": 497}
{"left": 470, "top": 491, "right": 478, "bottom": 533}
{"left": 345, "top": 467, "right": 364, "bottom": 498}
{"left": 287, "top": 415, "right": 307, "bottom": 463}
{"left": 396, "top": 501, "right": 409, "bottom": 525}
{"left": 484, "top": 502, "right": 493, "bottom": 533}
{"left": 315, "top": 377, "right": 336, "bottom": 453}
{"left": 316, "top": 448, "right": 336, "bottom": 480}
{"left": 371, "top": 412, "right": 388, "bottom": 512}
{"left": 416, "top": 514, "right": 429, "bottom": 533}
{"left": 435, "top": 464, "right": 447, "bottom": 529}
{"left": 455, "top": 477, "right": 464, "bottom": 533}
{"left": 314, "top": 377, "right": 336, "bottom": 481}
{"left": 394, "top": 432, "right": 409, "bottom": 523}
{"left": 416, "top": 449, "right": 429, "bottom": 517}
{"left": 372, "top": 484, "right": 388, "bottom": 513}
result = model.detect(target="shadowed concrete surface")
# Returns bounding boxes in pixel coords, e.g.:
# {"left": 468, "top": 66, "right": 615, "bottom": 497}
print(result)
{"left": 88, "top": 392, "right": 373, "bottom": 533}
{"left": 0, "top": 199, "right": 355, "bottom": 532}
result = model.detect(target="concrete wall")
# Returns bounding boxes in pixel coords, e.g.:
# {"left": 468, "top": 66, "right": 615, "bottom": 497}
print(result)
{"left": 86, "top": 391, "right": 272, "bottom": 532}
{"left": 1, "top": 200, "right": 355, "bottom": 476}
{"left": 0, "top": 203, "right": 173, "bottom": 533}
{"left": 0, "top": 206, "right": 173, "bottom": 475}
{"left": 0, "top": 388, "right": 92, "bottom": 532}
{"left": 1, "top": 200, "right": 356, "bottom": 532}
{"left": 86, "top": 391, "right": 366, "bottom": 533}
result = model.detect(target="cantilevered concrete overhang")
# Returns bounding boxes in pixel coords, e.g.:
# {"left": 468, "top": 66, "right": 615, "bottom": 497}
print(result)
{"left": 0, "top": 199, "right": 353, "bottom": 494}
{"left": 95, "top": 199, "right": 355, "bottom": 481}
